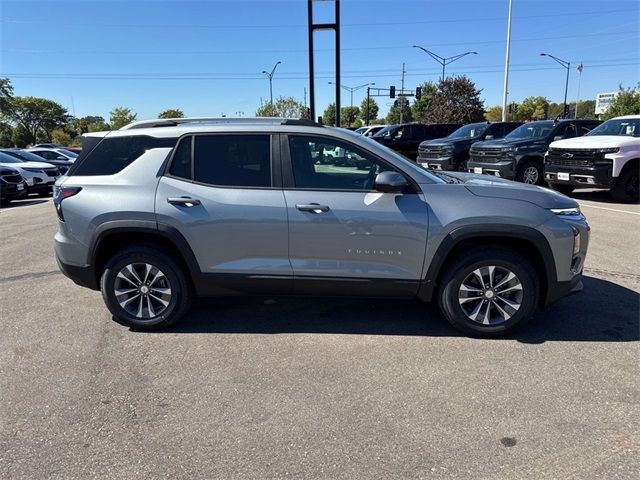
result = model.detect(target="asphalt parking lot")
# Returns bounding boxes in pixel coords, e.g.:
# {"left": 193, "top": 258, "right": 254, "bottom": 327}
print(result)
{"left": 1, "top": 192, "right": 638, "bottom": 479}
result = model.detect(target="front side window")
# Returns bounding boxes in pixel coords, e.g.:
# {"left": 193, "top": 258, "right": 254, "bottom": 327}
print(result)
{"left": 289, "top": 136, "right": 397, "bottom": 190}
{"left": 193, "top": 134, "right": 271, "bottom": 188}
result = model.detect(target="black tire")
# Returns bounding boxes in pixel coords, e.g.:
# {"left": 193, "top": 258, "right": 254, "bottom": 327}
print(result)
{"left": 548, "top": 183, "right": 574, "bottom": 195}
{"left": 100, "top": 245, "right": 193, "bottom": 331}
{"left": 611, "top": 166, "right": 639, "bottom": 203}
{"left": 438, "top": 246, "right": 539, "bottom": 337}
{"left": 516, "top": 160, "right": 543, "bottom": 185}
{"left": 456, "top": 159, "right": 468, "bottom": 172}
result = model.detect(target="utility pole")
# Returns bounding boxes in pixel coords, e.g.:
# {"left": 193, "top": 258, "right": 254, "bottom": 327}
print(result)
{"left": 399, "top": 63, "right": 405, "bottom": 124}
{"left": 501, "top": 0, "right": 513, "bottom": 122}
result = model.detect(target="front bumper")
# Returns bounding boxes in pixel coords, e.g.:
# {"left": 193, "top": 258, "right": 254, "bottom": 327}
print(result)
{"left": 0, "top": 181, "right": 28, "bottom": 200}
{"left": 467, "top": 158, "right": 516, "bottom": 179}
{"left": 417, "top": 154, "right": 455, "bottom": 170}
{"left": 544, "top": 163, "right": 614, "bottom": 188}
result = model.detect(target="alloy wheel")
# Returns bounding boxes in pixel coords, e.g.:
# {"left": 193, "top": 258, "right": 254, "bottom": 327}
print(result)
{"left": 458, "top": 266, "right": 523, "bottom": 325}
{"left": 114, "top": 263, "right": 172, "bottom": 319}
{"left": 522, "top": 166, "right": 539, "bottom": 184}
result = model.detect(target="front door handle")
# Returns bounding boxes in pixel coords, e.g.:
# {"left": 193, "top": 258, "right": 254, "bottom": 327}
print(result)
{"left": 296, "top": 203, "right": 330, "bottom": 213}
{"left": 167, "top": 196, "right": 201, "bottom": 207}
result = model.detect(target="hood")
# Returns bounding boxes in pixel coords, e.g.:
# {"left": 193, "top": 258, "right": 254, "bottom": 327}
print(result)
{"left": 1, "top": 160, "right": 56, "bottom": 169}
{"left": 421, "top": 137, "right": 453, "bottom": 147}
{"left": 0, "top": 166, "right": 20, "bottom": 175}
{"left": 441, "top": 171, "right": 577, "bottom": 209}
{"left": 473, "top": 137, "right": 535, "bottom": 149}
{"left": 549, "top": 135, "right": 639, "bottom": 149}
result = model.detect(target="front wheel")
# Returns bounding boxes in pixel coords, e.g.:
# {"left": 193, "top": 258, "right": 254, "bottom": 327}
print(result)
{"left": 516, "top": 160, "right": 542, "bottom": 185}
{"left": 611, "top": 167, "right": 639, "bottom": 203}
{"left": 100, "top": 246, "right": 193, "bottom": 330}
{"left": 438, "top": 247, "right": 539, "bottom": 337}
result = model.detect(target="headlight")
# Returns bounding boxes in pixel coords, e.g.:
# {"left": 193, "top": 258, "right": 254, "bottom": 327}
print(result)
{"left": 596, "top": 147, "right": 620, "bottom": 154}
{"left": 572, "top": 227, "right": 581, "bottom": 255}
{"left": 550, "top": 207, "right": 581, "bottom": 216}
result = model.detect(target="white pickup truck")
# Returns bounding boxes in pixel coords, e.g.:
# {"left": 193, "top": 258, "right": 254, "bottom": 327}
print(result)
{"left": 544, "top": 115, "right": 639, "bottom": 202}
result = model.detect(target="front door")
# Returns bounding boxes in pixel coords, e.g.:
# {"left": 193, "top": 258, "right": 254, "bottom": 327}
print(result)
{"left": 282, "top": 134, "right": 429, "bottom": 296}
{"left": 155, "top": 134, "right": 292, "bottom": 284}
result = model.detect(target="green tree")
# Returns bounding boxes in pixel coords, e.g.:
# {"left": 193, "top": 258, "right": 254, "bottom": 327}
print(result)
{"left": 411, "top": 82, "right": 437, "bottom": 122}
{"left": 77, "top": 115, "right": 109, "bottom": 133}
{"left": 322, "top": 103, "right": 337, "bottom": 126}
{"left": 0, "top": 121, "right": 13, "bottom": 147}
{"left": 426, "top": 76, "right": 484, "bottom": 123}
{"left": 484, "top": 105, "right": 503, "bottom": 122}
{"left": 603, "top": 83, "right": 640, "bottom": 120}
{"left": 7, "top": 96, "right": 70, "bottom": 145}
{"left": 255, "top": 96, "right": 305, "bottom": 118}
{"left": 51, "top": 129, "right": 72, "bottom": 146}
{"left": 515, "top": 96, "right": 550, "bottom": 121}
{"left": 575, "top": 99, "right": 596, "bottom": 118}
{"left": 0, "top": 78, "right": 14, "bottom": 118}
{"left": 341, "top": 106, "right": 360, "bottom": 127}
{"left": 11, "top": 124, "right": 31, "bottom": 148}
{"left": 359, "top": 96, "right": 379, "bottom": 125}
{"left": 158, "top": 108, "right": 184, "bottom": 119}
{"left": 386, "top": 97, "right": 412, "bottom": 124}
{"left": 109, "top": 107, "right": 137, "bottom": 130}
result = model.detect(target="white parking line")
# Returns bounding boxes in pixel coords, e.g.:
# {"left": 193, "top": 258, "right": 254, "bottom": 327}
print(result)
{"left": 578, "top": 202, "right": 640, "bottom": 216}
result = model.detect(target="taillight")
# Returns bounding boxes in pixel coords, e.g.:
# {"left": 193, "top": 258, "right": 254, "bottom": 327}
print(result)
{"left": 53, "top": 186, "right": 81, "bottom": 221}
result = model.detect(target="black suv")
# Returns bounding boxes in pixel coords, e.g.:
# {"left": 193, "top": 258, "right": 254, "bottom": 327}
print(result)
{"left": 417, "top": 122, "right": 522, "bottom": 171}
{"left": 468, "top": 119, "right": 601, "bottom": 184}
{"left": 372, "top": 123, "right": 462, "bottom": 160}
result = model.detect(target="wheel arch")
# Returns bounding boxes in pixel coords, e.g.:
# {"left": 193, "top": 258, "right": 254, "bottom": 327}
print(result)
{"left": 418, "top": 224, "right": 556, "bottom": 307}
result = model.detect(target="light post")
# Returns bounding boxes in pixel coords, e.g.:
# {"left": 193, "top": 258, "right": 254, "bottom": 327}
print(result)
{"left": 328, "top": 81, "right": 375, "bottom": 107}
{"left": 412, "top": 46, "right": 477, "bottom": 81}
{"left": 540, "top": 53, "right": 570, "bottom": 117}
{"left": 262, "top": 61, "right": 281, "bottom": 104}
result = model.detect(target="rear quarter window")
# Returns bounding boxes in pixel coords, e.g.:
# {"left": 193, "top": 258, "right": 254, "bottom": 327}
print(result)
{"left": 68, "top": 136, "right": 177, "bottom": 176}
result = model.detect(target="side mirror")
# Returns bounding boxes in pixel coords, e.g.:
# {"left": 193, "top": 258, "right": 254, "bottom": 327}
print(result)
{"left": 374, "top": 171, "right": 409, "bottom": 193}
{"left": 553, "top": 135, "right": 563, "bottom": 141}
{"left": 57, "top": 156, "right": 67, "bottom": 160}
{"left": 484, "top": 134, "right": 494, "bottom": 140}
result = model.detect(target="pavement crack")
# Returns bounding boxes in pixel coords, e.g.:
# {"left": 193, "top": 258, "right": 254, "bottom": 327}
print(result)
{"left": 0, "top": 270, "right": 61, "bottom": 284}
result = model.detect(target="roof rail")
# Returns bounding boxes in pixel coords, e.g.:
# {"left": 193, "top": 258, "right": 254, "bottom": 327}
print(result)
{"left": 120, "top": 117, "right": 324, "bottom": 130}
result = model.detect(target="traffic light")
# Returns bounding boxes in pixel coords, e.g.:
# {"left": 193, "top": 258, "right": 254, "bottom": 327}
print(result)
{"left": 415, "top": 87, "right": 422, "bottom": 100}
{"left": 563, "top": 104, "right": 570, "bottom": 117}
{"left": 390, "top": 86, "right": 396, "bottom": 98}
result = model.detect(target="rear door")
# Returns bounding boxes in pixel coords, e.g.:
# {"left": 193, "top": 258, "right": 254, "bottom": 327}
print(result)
{"left": 282, "top": 134, "right": 429, "bottom": 295}
{"left": 155, "top": 133, "right": 292, "bottom": 282}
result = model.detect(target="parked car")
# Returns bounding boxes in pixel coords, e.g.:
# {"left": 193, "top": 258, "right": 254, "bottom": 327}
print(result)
{"left": 372, "top": 123, "right": 462, "bottom": 159}
{"left": 1, "top": 148, "right": 73, "bottom": 175}
{"left": 355, "top": 125, "right": 386, "bottom": 137}
{"left": 33, "top": 143, "right": 64, "bottom": 149}
{"left": 0, "top": 151, "right": 60, "bottom": 195}
{"left": 0, "top": 166, "right": 28, "bottom": 205}
{"left": 55, "top": 117, "right": 588, "bottom": 337}
{"left": 468, "top": 119, "right": 602, "bottom": 184}
{"left": 60, "top": 146, "right": 82, "bottom": 155}
{"left": 417, "top": 121, "right": 523, "bottom": 171}
{"left": 29, "top": 147, "right": 79, "bottom": 163}
{"left": 545, "top": 115, "right": 639, "bottom": 202}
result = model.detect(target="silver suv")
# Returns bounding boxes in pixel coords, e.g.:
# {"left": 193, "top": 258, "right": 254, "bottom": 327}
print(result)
{"left": 54, "top": 117, "right": 589, "bottom": 337}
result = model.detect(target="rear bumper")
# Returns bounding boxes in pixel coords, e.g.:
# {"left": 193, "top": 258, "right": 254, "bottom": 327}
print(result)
{"left": 29, "top": 178, "right": 57, "bottom": 193}
{"left": 544, "top": 163, "right": 614, "bottom": 189}
{"left": 56, "top": 255, "right": 99, "bottom": 290}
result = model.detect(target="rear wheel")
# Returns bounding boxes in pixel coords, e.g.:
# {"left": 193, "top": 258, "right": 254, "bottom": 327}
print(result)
{"left": 548, "top": 183, "right": 574, "bottom": 195}
{"left": 611, "top": 166, "right": 639, "bottom": 203}
{"left": 438, "top": 247, "right": 539, "bottom": 337}
{"left": 516, "top": 160, "right": 542, "bottom": 185}
{"left": 100, "top": 246, "right": 192, "bottom": 330}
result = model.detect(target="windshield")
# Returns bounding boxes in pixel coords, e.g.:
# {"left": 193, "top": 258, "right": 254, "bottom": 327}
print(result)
{"left": 587, "top": 118, "right": 640, "bottom": 137}
{"left": 354, "top": 127, "right": 367, "bottom": 134}
{"left": 2, "top": 149, "right": 46, "bottom": 162}
{"left": 0, "top": 152, "right": 24, "bottom": 163}
{"left": 58, "top": 149, "right": 79, "bottom": 158}
{"left": 448, "top": 123, "right": 488, "bottom": 139}
{"left": 373, "top": 125, "right": 400, "bottom": 138}
{"left": 505, "top": 121, "right": 554, "bottom": 140}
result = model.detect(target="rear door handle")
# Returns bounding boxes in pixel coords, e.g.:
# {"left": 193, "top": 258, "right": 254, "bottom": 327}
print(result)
{"left": 167, "top": 196, "right": 201, "bottom": 207}
{"left": 295, "top": 203, "right": 330, "bottom": 213}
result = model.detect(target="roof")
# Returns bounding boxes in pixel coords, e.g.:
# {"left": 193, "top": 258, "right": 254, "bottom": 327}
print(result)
{"left": 120, "top": 117, "right": 321, "bottom": 130}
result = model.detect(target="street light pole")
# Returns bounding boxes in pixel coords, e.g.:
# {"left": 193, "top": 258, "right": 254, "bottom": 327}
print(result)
{"left": 412, "top": 46, "right": 477, "bottom": 82}
{"left": 262, "top": 61, "right": 282, "bottom": 104}
{"left": 328, "top": 82, "right": 375, "bottom": 107}
{"left": 540, "top": 53, "right": 570, "bottom": 117}
{"left": 501, "top": 0, "right": 513, "bottom": 122}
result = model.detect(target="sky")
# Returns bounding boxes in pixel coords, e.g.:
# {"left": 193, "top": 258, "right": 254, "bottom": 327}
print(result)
{"left": 1, "top": 0, "right": 638, "bottom": 122}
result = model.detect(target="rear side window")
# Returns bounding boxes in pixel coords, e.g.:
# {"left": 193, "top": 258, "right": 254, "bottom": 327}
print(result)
{"left": 68, "top": 136, "right": 177, "bottom": 176}
{"left": 168, "top": 136, "right": 192, "bottom": 179}
{"left": 193, "top": 135, "right": 271, "bottom": 188}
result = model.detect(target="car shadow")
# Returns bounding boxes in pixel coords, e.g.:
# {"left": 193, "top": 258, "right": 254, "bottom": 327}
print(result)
{"left": 572, "top": 189, "right": 636, "bottom": 205}
{"left": 1, "top": 199, "right": 50, "bottom": 209}
{"left": 147, "top": 276, "right": 639, "bottom": 343}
